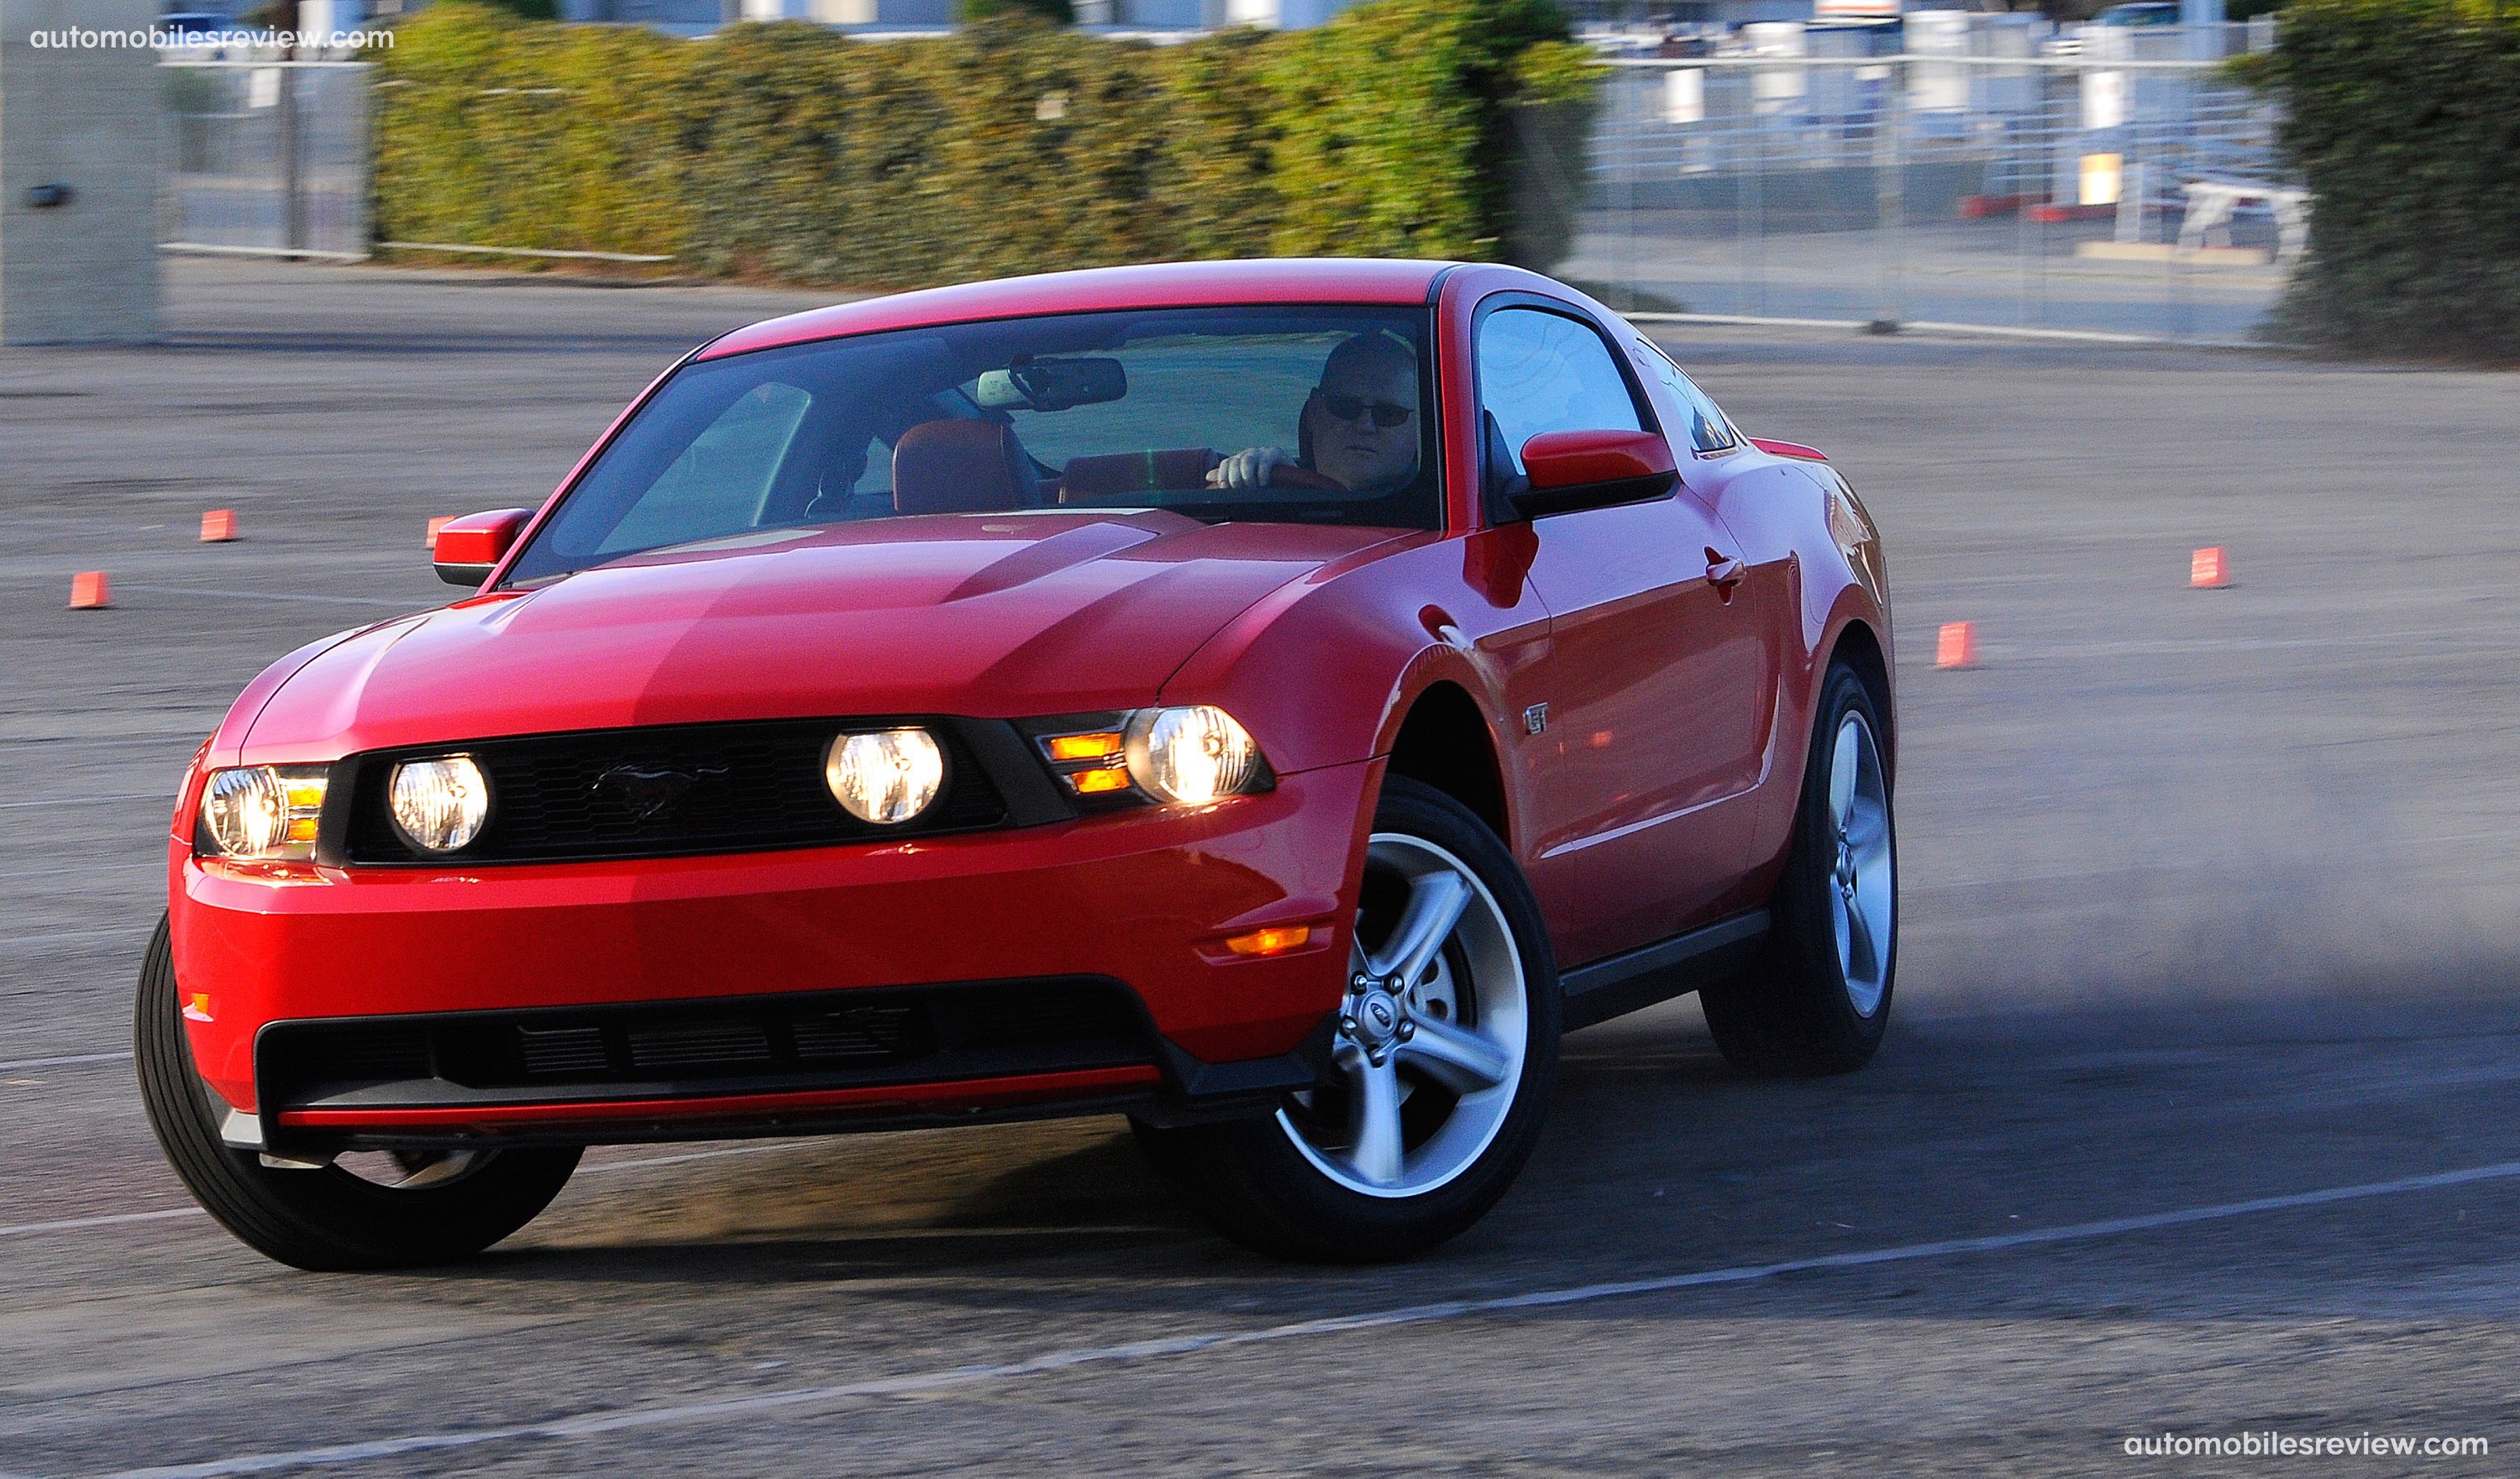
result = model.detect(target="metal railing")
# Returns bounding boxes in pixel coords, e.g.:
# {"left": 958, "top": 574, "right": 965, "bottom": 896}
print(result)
{"left": 161, "top": 59, "right": 373, "bottom": 261}
{"left": 1538, "top": 39, "right": 2296, "bottom": 344}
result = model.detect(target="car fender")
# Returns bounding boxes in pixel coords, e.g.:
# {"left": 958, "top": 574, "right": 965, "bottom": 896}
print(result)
{"left": 1163, "top": 531, "right": 1551, "bottom": 946}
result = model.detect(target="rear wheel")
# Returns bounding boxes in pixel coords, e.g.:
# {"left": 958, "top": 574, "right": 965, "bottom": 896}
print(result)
{"left": 134, "top": 917, "right": 580, "bottom": 1271}
{"left": 1136, "top": 778, "right": 1559, "bottom": 1261}
{"left": 1701, "top": 659, "right": 1897, "bottom": 1076}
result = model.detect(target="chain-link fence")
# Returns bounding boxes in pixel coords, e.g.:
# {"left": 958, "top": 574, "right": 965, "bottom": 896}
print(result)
{"left": 1533, "top": 26, "right": 2297, "bottom": 344}
{"left": 161, "top": 60, "right": 373, "bottom": 261}
{"left": 150, "top": 32, "right": 2297, "bottom": 344}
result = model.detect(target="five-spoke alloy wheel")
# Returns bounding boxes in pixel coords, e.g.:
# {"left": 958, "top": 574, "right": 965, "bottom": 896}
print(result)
{"left": 1278, "top": 831, "right": 1530, "bottom": 1198}
{"left": 1702, "top": 658, "right": 1898, "bottom": 1076}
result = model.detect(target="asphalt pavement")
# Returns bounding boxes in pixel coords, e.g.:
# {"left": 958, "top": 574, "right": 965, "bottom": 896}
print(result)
{"left": 3, "top": 257, "right": 2517, "bottom": 1477}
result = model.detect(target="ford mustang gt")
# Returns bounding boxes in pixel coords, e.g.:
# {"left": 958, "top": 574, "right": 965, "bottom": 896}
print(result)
{"left": 139, "top": 258, "right": 1897, "bottom": 1268}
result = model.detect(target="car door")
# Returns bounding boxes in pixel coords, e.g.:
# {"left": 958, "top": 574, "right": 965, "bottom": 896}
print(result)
{"left": 1475, "top": 299, "right": 1771, "bottom": 966}
{"left": 1627, "top": 338, "right": 1788, "bottom": 817}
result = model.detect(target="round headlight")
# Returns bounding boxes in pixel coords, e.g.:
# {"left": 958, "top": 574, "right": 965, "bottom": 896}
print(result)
{"left": 825, "top": 728, "right": 945, "bottom": 825}
{"left": 389, "top": 756, "right": 490, "bottom": 853}
{"left": 202, "top": 766, "right": 291, "bottom": 857}
{"left": 1124, "top": 705, "right": 1264, "bottom": 806}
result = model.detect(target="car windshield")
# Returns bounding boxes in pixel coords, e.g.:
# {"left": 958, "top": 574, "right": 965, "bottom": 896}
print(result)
{"left": 503, "top": 305, "right": 1441, "bottom": 585}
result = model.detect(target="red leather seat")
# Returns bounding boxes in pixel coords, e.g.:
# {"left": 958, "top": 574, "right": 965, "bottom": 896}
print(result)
{"left": 891, "top": 420, "right": 1036, "bottom": 517}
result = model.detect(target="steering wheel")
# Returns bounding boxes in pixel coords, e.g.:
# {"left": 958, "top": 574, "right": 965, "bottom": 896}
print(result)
{"left": 1265, "top": 464, "right": 1347, "bottom": 492}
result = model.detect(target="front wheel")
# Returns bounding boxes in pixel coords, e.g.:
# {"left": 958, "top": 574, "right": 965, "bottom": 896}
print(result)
{"left": 1136, "top": 778, "right": 1560, "bottom": 1261}
{"left": 134, "top": 917, "right": 580, "bottom": 1272}
{"left": 1701, "top": 658, "right": 1898, "bottom": 1077}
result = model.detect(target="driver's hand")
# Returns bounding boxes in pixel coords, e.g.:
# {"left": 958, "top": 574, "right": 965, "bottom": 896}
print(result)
{"left": 1206, "top": 446, "right": 1289, "bottom": 490}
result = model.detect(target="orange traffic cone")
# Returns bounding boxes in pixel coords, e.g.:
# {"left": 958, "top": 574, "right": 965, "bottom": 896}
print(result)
{"left": 1935, "top": 621, "right": 1977, "bottom": 669}
{"left": 200, "top": 509, "right": 239, "bottom": 543}
{"left": 426, "top": 516, "right": 454, "bottom": 551}
{"left": 2191, "top": 547, "right": 2230, "bottom": 589}
{"left": 69, "top": 572, "right": 112, "bottom": 610}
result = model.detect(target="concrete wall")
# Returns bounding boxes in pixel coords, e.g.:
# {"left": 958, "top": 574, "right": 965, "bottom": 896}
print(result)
{"left": 0, "top": 0, "right": 162, "bottom": 344}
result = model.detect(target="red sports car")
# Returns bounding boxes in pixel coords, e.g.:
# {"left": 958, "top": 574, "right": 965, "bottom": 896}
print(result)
{"left": 139, "top": 260, "right": 1897, "bottom": 1268}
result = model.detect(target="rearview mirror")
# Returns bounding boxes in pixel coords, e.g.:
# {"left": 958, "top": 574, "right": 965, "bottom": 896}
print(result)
{"left": 974, "top": 355, "right": 1127, "bottom": 412}
{"left": 431, "top": 507, "right": 532, "bottom": 588}
{"left": 1505, "top": 429, "right": 1677, "bottom": 521}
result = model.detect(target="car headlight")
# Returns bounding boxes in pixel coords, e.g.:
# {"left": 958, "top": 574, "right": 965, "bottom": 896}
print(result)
{"left": 825, "top": 728, "right": 945, "bottom": 825}
{"left": 198, "top": 764, "right": 328, "bottom": 862}
{"left": 388, "top": 756, "right": 491, "bottom": 853}
{"left": 1123, "top": 705, "right": 1269, "bottom": 806}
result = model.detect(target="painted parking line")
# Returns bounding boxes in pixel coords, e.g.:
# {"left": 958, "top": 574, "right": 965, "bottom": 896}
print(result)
{"left": 0, "top": 1209, "right": 202, "bottom": 1240}
{"left": 0, "top": 928, "right": 154, "bottom": 955}
{"left": 0, "top": 1051, "right": 135, "bottom": 1073}
{"left": 0, "top": 793, "right": 171, "bottom": 810}
{"left": 112, "top": 584, "right": 426, "bottom": 611}
{"left": 0, "top": 1145, "right": 832, "bottom": 1245}
{"left": 1902, "top": 631, "right": 2520, "bottom": 665}
{"left": 84, "top": 1157, "right": 2520, "bottom": 1479}
{"left": 576, "top": 1141, "right": 827, "bottom": 1177}
{"left": 0, "top": 865, "right": 163, "bottom": 884}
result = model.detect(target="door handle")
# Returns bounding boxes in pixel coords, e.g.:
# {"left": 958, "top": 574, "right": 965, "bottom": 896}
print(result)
{"left": 1704, "top": 548, "right": 1746, "bottom": 601}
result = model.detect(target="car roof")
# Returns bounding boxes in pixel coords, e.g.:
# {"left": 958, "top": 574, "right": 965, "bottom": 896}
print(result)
{"left": 698, "top": 258, "right": 1458, "bottom": 361}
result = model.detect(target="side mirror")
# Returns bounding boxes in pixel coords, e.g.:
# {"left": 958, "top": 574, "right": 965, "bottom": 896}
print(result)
{"left": 431, "top": 507, "right": 532, "bottom": 588}
{"left": 1509, "top": 429, "right": 1678, "bottom": 520}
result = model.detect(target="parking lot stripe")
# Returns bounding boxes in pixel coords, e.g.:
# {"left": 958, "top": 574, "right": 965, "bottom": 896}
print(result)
{"left": 0, "top": 1209, "right": 201, "bottom": 1240}
{"left": 110, "top": 584, "right": 422, "bottom": 611}
{"left": 576, "top": 1142, "right": 824, "bottom": 1177}
{"left": 0, "top": 927, "right": 154, "bottom": 955}
{"left": 83, "top": 1157, "right": 2520, "bottom": 1479}
{"left": 0, "top": 794, "right": 170, "bottom": 809}
{"left": 0, "top": 1052, "right": 134, "bottom": 1073}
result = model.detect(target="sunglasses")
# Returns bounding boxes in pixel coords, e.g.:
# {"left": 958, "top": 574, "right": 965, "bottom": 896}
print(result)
{"left": 1319, "top": 391, "right": 1416, "bottom": 430}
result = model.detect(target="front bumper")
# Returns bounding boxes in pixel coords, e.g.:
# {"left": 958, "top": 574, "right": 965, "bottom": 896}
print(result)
{"left": 170, "top": 760, "right": 1373, "bottom": 1142}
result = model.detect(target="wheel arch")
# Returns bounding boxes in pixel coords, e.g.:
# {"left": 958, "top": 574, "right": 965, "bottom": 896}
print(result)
{"left": 1381, "top": 679, "right": 1510, "bottom": 851}
{"left": 1823, "top": 616, "right": 1895, "bottom": 780}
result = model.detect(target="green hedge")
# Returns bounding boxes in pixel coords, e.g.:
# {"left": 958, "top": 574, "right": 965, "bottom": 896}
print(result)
{"left": 2243, "top": 0, "right": 2520, "bottom": 360}
{"left": 373, "top": 1, "right": 1599, "bottom": 288}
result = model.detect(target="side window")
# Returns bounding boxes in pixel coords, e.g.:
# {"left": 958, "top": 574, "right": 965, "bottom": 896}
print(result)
{"left": 1475, "top": 307, "right": 1646, "bottom": 471}
{"left": 848, "top": 435, "right": 895, "bottom": 499}
{"left": 1636, "top": 344, "right": 1740, "bottom": 454}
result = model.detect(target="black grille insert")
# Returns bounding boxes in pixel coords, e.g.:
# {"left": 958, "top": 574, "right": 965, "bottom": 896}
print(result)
{"left": 258, "top": 978, "right": 1152, "bottom": 1111}
{"left": 340, "top": 717, "right": 1010, "bottom": 864}
{"left": 517, "top": 1026, "right": 609, "bottom": 1078}
{"left": 793, "top": 1005, "right": 920, "bottom": 1063}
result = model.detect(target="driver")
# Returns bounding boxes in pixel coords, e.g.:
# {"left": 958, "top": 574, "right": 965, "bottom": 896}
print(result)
{"left": 1207, "top": 333, "right": 1420, "bottom": 493}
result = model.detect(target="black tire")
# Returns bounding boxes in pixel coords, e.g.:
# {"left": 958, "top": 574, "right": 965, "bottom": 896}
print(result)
{"left": 1134, "top": 777, "right": 1560, "bottom": 1262}
{"left": 134, "top": 917, "right": 580, "bottom": 1272}
{"left": 1701, "top": 659, "right": 1898, "bottom": 1077}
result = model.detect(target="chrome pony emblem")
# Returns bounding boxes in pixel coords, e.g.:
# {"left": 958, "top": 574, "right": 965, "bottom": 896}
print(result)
{"left": 591, "top": 764, "right": 727, "bottom": 821}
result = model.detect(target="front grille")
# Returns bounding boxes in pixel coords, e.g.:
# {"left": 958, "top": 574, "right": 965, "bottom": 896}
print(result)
{"left": 517, "top": 1026, "right": 608, "bottom": 1078}
{"left": 257, "top": 978, "right": 1153, "bottom": 1109}
{"left": 317, "top": 1026, "right": 433, "bottom": 1083}
{"left": 792, "top": 1004, "right": 920, "bottom": 1063}
{"left": 340, "top": 717, "right": 1010, "bottom": 864}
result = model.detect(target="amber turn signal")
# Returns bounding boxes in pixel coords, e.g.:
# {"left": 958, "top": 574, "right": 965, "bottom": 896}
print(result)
{"left": 1221, "top": 925, "right": 1315, "bottom": 957}
{"left": 1070, "top": 767, "right": 1132, "bottom": 795}
{"left": 1045, "top": 732, "right": 1123, "bottom": 763}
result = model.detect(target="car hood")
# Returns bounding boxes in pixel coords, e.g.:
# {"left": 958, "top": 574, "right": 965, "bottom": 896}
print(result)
{"left": 244, "top": 511, "right": 1410, "bottom": 758}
